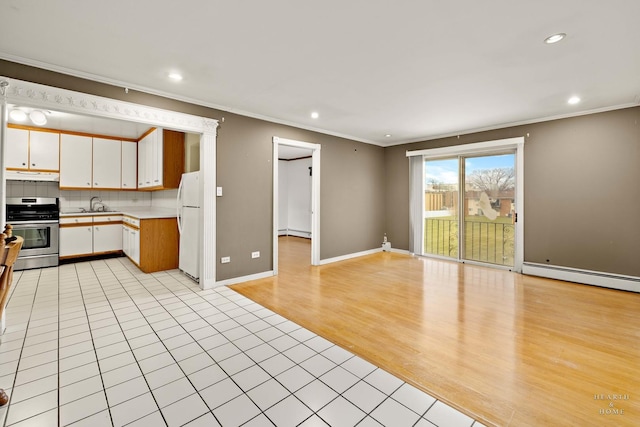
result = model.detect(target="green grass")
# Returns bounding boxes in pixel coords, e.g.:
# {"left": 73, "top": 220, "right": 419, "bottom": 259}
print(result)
{"left": 424, "top": 216, "right": 515, "bottom": 266}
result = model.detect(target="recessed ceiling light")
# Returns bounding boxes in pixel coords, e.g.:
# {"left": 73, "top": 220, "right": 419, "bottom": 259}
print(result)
{"left": 310, "top": 112, "right": 319, "bottom": 119}
{"left": 568, "top": 96, "right": 581, "bottom": 105}
{"left": 385, "top": 134, "right": 392, "bottom": 138}
{"left": 168, "top": 72, "right": 183, "bottom": 81}
{"left": 29, "top": 110, "right": 47, "bottom": 126}
{"left": 9, "top": 109, "right": 27, "bottom": 122}
{"left": 544, "top": 33, "right": 566, "bottom": 44}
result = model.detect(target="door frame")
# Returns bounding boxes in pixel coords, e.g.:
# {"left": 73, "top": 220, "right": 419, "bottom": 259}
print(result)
{"left": 407, "top": 136, "right": 524, "bottom": 272}
{"left": 272, "top": 136, "right": 321, "bottom": 273}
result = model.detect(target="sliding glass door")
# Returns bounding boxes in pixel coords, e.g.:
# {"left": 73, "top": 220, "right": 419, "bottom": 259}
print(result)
{"left": 424, "top": 158, "right": 459, "bottom": 258}
{"left": 423, "top": 152, "right": 516, "bottom": 268}
{"left": 463, "top": 153, "right": 515, "bottom": 266}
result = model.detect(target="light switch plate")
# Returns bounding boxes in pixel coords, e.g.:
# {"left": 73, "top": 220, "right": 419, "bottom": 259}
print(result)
{"left": 216, "top": 187, "right": 223, "bottom": 196}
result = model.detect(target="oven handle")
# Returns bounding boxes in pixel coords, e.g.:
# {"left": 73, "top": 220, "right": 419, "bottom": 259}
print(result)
{"left": 10, "top": 220, "right": 60, "bottom": 225}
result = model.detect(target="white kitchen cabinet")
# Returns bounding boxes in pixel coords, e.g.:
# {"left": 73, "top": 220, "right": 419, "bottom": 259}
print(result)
{"left": 129, "top": 228, "right": 140, "bottom": 265}
{"left": 60, "top": 215, "right": 122, "bottom": 258}
{"left": 122, "top": 141, "right": 137, "bottom": 189}
{"left": 59, "top": 226, "right": 93, "bottom": 257}
{"left": 137, "top": 128, "right": 183, "bottom": 190}
{"left": 92, "top": 138, "right": 121, "bottom": 189}
{"left": 5, "top": 128, "right": 29, "bottom": 169}
{"left": 122, "top": 226, "right": 130, "bottom": 255}
{"left": 6, "top": 127, "right": 59, "bottom": 171}
{"left": 93, "top": 223, "right": 122, "bottom": 253}
{"left": 122, "top": 217, "right": 140, "bottom": 265}
{"left": 150, "top": 129, "right": 162, "bottom": 186}
{"left": 29, "top": 130, "right": 60, "bottom": 170}
{"left": 138, "top": 130, "right": 158, "bottom": 188}
{"left": 60, "top": 134, "right": 93, "bottom": 188}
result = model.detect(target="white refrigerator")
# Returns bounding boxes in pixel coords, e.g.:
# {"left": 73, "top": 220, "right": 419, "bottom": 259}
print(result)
{"left": 177, "top": 171, "right": 200, "bottom": 281}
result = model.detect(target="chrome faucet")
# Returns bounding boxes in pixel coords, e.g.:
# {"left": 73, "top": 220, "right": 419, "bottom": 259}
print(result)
{"left": 90, "top": 196, "right": 103, "bottom": 212}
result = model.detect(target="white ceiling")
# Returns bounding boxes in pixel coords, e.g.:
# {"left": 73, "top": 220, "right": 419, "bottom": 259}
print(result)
{"left": 1, "top": 0, "right": 639, "bottom": 147}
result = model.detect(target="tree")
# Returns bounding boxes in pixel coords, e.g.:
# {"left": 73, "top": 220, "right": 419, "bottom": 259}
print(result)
{"left": 467, "top": 168, "right": 515, "bottom": 195}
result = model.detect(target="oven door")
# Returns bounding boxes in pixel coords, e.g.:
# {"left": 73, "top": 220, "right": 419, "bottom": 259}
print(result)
{"left": 10, "top": 221, "right": 59, "bottom": 257}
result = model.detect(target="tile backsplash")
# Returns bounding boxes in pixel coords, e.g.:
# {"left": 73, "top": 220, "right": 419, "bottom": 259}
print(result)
{"left": 5, "top": 181, "right": 178, "bottom": 212}
{"left": 59, "top": 189, "right": 152, "bottom": 212}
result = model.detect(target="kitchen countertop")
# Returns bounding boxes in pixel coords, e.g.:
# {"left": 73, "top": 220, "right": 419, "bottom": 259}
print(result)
{"left": 60, "top": 206, "right": 177, "bottom": 219}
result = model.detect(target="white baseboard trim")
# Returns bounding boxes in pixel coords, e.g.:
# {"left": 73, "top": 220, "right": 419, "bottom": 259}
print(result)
{"left": 287, "top": 230, "right": 311, "bottom": 239}
{"left": 215, "top": 270, "right": 275, "bottom": 287}
{"left": 319, "top": 248, "right": 382, "bottom": 265}
{"left": 391, "top": 248, "right": 411, "bottom": 255}
{"left": 278, "top": 229, "right": 312, "bottom": 238}
{"left": 523, "top": 263, "right": 639, "bottom": 293}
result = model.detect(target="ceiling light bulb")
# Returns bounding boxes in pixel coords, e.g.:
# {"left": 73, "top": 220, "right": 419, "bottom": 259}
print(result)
{"left": 385, "top": 134, "right": 392, "bottom": 138}
{"left": 29, "top": 110, "right": 47, "bottom": 126}
{"left": 9, "top": 109, "right": 27, "bottom": 122}
{"left": 311, "top": 112, "right": 319, "bottom": 119}
{"left": 544, "top": 33, "right": 566, "bottom": 44}
{"left": 168, "top": 73, "right": 183, "bottom": 81}
{"left": 568, "top": 96, "right": 580, "bottom": 105}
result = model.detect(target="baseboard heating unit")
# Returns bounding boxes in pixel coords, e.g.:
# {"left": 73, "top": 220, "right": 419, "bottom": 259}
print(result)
{"left": 522, "top": 262, "right": 639, "bottom": 293}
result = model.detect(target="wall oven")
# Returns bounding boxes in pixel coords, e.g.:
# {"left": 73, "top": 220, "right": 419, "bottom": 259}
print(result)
{"left": 6, "top": 197, "right": 59, "bottom": 270}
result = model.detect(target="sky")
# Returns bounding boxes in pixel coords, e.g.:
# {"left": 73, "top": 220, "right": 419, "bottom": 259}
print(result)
{"left": 424, "top": 154, "right": 515, "bottom": 185}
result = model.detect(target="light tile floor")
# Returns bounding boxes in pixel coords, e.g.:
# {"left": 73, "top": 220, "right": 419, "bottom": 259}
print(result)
{"left": 0, "top": 257, "right": 487, "bottom": 427}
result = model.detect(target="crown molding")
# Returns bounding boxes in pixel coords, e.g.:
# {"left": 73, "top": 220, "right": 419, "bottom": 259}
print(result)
{"left": 0, "top": 76, "right": 218, "bottom": 134}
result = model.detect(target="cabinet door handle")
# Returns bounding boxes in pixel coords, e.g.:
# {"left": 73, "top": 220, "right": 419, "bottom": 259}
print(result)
{"left": 32, "top": 163, "right": 36, "bottom": 166}
{"left": 87, "top": 182, "right": 91, "bottom": 186}
{"left": 22, "top": 162, "right": 26, "bottom": 166}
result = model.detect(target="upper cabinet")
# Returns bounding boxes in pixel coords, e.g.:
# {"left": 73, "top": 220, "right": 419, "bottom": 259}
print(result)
{"left": 6, "top": 127, "right": 59, "bottom": 171}
{"left": 4, "top": 124, "right": 191, "bottom": 192}
{"left": 121, "top": 141, "right": 137, "bottom": 190}
{"left": 60, "top": 134, "right": 93, "bottom": 188}
{"left": 137, "top": 128, "right": 184, "bottom": 190}
{"left": 60, "top": 135, "right": 135, "bottom": 190}
{"left": 92, "top": 138, "right": 122, "bottom": 189}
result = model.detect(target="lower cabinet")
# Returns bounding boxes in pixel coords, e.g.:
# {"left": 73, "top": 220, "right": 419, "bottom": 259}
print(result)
{"left": 122, "top": 222, "right": 140, "bottom": 265}
{"left": 60, "top": 216, "right": 122, "bottom": 258}
{"left": 93, "top": 224, "right": 122, "bottom": 254}
{"left": 60, "top": 214, "right": 177, "bottom": 274}
{"left": 59, "top": 226, "right": 93, "bottom": 257}
{"left": 123, "top": 216, "right": 177, "bottom": 273}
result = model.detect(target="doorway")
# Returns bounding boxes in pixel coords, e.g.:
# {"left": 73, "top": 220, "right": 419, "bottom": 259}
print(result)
{"left": 272, "top": 137, "right": 321, "bottom": 274}
{"left": 424, "top": 152, "right": 516, "bottom": 267}
{"left": 408, "top": 137, "right": 524, "bottom": 272}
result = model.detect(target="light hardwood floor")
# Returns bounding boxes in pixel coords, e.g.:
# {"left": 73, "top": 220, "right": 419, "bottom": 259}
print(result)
{"left": 231, "top": 236, "right": 640, "bottom": 426}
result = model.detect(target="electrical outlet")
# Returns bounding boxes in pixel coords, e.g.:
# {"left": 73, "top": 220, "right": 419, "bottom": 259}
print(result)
{"left": 251, "top": 251, "right": 260, "bottom": 259}
{"left": 221, "top": 256, "right": 230, "bottom": 264}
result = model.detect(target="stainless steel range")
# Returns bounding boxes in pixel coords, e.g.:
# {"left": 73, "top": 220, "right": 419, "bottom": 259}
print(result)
{"left": 6, "top": 197, "right": 59, "bottom": 270}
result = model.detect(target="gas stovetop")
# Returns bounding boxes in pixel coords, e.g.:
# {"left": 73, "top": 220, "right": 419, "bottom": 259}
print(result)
{"left": 6, "top": 197, "right": 60, "bottom": 222}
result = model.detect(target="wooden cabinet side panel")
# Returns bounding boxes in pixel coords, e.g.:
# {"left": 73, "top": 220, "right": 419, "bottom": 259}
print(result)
{"left": 162, "top": 130, "right": 185, "bottom": 189}
{"left": 139, "top": 218, "right": 179, "bottom": 273}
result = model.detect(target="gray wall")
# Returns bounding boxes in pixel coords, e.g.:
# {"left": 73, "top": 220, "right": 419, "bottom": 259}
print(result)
{"left": 6, "top": 59, "right": 638, "bottom": 279}
{"left": 385, "top": 107, "right": 640, "bottom": 277}
{"left": 1, "top": 60, "right": 385, "bottom": 281}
